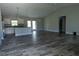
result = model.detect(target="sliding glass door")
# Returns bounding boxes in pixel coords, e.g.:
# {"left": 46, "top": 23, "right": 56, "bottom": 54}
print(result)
{"left": 32, "top": 21, "right": 37, "bottom": 30}
{"left": 27, "top": 20, "right": 37, "bottom": 30}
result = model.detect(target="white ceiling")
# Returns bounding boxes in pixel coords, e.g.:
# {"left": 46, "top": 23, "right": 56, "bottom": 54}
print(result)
{"left": 0, "top": 3, "right": 77, "bottom": 18}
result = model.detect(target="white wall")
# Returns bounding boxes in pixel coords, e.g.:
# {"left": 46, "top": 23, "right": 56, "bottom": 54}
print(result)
{"left": 44, "top": 5, "right": 79, "bottom": 34}
{"left": 36, "top": 18, "right": 44, "bottom": 30}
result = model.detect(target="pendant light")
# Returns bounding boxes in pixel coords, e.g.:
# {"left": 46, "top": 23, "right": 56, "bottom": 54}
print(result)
{"left": 11, "top": 7, "right": 19, "bottom": 26}
{"left": 16, "top": 7, "right": 19, "bottom": 20}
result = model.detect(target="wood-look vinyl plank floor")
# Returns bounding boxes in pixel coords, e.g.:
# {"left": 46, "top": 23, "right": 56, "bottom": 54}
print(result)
{"left": 0, "top": 31, "right": 79, "bottom": 56}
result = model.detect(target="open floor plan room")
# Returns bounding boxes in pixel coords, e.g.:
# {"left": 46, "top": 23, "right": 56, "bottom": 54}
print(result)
{"left": 0, "top": 3, "right": 79, "bottom": 56}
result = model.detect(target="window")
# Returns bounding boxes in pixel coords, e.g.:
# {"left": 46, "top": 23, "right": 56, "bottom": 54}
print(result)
{"left": 27, "top": 21, "right": 31, "bottom": 27}
{"left": 11, "top": 20, "right": 18, "bottom": 26}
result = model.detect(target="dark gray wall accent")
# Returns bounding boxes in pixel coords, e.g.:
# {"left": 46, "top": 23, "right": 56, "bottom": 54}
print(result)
{"left": 0, "top": 9, "right": 3, "bottom": 45}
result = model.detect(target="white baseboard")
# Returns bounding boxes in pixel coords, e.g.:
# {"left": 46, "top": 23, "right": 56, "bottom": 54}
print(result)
{"left": 37, "top": 29, "right": 44, "bottom": 31}
{"left": 44, "top": 29, "right": 58, "bottom": 32}
{"left": 66, "top": 32, "right": 72, "bottom": 35}
{"left": 66, "top": 32, "right": 79, "bottom": 35}
{"left": 44, "top": 29, "right": 79, "bottom": 35}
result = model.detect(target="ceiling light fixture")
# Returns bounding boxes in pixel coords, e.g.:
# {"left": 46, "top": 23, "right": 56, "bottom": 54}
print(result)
{"left": 16, "top": 7, "right": 19, "bottom": 20}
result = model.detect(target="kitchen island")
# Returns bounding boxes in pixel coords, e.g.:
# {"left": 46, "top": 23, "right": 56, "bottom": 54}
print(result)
{"left": 15, "top": 27, "right": 32, "bottom": 36}
{"left": 4, "top": 26, "right": 32, "bottom": 36}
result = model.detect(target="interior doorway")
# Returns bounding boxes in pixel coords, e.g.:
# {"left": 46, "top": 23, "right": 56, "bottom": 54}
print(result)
{"left": 59, "top": 16, "right": 66, "bottom": 34}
